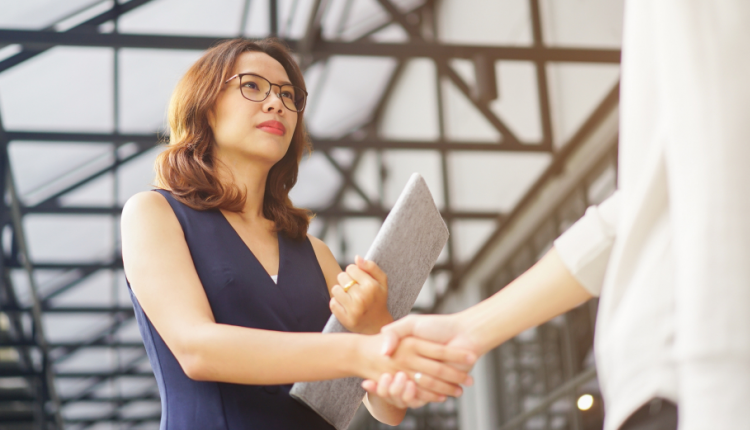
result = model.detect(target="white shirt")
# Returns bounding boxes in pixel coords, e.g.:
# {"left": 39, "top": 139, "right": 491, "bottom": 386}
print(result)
{"left": 553, "top": 2, "right": 750, "bottom": 429}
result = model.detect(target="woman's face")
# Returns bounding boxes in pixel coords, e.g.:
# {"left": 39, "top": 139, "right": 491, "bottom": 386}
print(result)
{"left": 209, "top": 51, "right": 298, "bottom": 167}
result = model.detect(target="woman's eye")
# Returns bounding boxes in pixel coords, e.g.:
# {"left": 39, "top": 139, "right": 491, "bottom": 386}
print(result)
{"left": 280, "top": 91, "right": 294, "bottom": 99}
{"left": 243, "top": 82, "right": 259, "bottom": 90}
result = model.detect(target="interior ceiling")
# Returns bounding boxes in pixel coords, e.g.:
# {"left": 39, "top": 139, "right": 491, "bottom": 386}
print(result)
{"left": 0, "top": 0, "right": 622, "bottom": 428}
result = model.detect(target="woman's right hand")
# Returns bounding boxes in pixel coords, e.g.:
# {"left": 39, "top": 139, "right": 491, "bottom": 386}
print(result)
{"left": 355, "top": 333, "right": 476, "bottom": 404}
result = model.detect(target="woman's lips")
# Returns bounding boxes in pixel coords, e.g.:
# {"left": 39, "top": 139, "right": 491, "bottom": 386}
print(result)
{"left": 257, "top": 120, "right": 286, "bottom": 136}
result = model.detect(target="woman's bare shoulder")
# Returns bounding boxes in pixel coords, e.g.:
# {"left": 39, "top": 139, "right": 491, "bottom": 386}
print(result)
{"left": 121, "top": 191, "right": 186, "bottom": 271}
{"left": 121, "top": 190, "right": 177, "bottom": 232}
{"left": 307, "top": 234, "right": 342, "bottom": 286}
{"left": 307, "top": 234, "right": 334, "bottom": 259}
{"left": 307, "top": 233, "right": 325, "bottom": 249}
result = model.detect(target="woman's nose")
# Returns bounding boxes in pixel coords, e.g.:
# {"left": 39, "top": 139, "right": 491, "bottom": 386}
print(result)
{"left": 263, "top": 93, "right": 284, "bottom": 113}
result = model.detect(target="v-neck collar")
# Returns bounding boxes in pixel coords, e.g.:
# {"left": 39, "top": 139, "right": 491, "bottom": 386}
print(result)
{"left": 217, "top": 210, "right": 283, "bottom": 285}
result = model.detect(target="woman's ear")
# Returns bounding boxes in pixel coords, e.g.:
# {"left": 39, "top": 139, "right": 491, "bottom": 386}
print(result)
{"left": 207, "top": 108, "right": 216, "bottom": 129}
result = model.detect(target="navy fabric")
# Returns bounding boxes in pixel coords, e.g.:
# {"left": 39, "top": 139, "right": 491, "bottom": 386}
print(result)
{"left": 127, "top": 189, "right": 335, "bottom": 429}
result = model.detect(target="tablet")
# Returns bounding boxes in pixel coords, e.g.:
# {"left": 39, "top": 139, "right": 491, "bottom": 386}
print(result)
{"left": 290, "top": 173, "right": 449, "bottom": 430}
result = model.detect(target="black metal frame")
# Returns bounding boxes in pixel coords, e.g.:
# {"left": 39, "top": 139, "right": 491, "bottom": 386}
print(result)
{"left": 0, "top": 0, "right": 621, "bottom": 428}
{"left": 225, "top": 72, "right": 309, "bottom": 112}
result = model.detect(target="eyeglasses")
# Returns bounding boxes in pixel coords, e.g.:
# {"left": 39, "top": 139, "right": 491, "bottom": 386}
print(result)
{"left": 224, "top": 73, "right": 307, "bottom": 112}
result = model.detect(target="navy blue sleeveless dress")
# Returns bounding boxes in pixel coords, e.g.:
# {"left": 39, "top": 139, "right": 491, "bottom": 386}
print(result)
{"left": 127, "top": 189, "right": 335, "bottom": 429}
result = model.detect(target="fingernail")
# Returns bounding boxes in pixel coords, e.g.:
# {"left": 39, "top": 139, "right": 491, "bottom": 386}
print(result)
{"left": 465, "top": 375, "right": 474, "bottom": 386}
{"left": 454, "top": 388, "right": 462, "bottom": 397}
{"left": 466, "top": 353, "right": 477, "bottom": 364}
{"left": 439, "top": 396, "right": 446, "bottom": 402}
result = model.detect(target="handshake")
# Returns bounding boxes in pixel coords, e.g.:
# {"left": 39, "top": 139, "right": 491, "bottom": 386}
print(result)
{"left": 329, "top": 257, "right": 489, "bottom": 411}
{"left": 326, "top": 247, "right": 591, "bottom": 415}
{"left": 361, "top": 312, "right": 482, "bottom": 410}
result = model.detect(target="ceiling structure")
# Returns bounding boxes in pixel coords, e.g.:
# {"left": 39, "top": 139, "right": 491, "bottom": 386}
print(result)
{"left": 0, "top": 0, "right": 622, "bottom": 428}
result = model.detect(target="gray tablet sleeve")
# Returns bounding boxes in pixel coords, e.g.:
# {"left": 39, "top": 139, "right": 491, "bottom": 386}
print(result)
{"left": 290, "top": 173, "right": 449, "bottom": 430}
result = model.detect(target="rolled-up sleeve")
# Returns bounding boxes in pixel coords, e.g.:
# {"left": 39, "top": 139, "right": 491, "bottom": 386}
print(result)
{"left": 553, "top": 191, "right": 620, "bottom": 297}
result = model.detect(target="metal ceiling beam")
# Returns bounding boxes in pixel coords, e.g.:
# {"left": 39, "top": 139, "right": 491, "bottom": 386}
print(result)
{"left": 1, "top": 107, "right": 65, "bottom": 429}
{"left": 320, "top": 150, "right": 377, "bottom": 209}
{"left": 432, "top": 81, "right": 621, "bottom": 311}
{"left": 14, "top": 262, "right": 123, "bottom": 270}
{"left": 438, "top": 61, "right": 525, "bottom": 148}
{"left": 31, "top": 143, "right": 157, "bottom": 210}
{"left": 21, "top": 205, "right": 503, "bottom": 220}
{"left": 2, "top": 370, "right": 153, "bottom": 378}
{"left": 313, "top": 59, "right": 406, "bottom": 240}
{"left": 375, "top": 0, "right": 422, "bottom": 40}
{"left": 59, "top": 352, "right": 152, "bottom": 406}
{"left": 60, "top": 393, "right": 159, "bottom": 404}
{"left": 529, "top": 0, "right": 555, "bottom": 151}
{"left": 4, "top": 131, "right": 159, "bottom": 143}
{"left": 64, "top": 415, "right": 159, "bottom": 424}
{"left": 0, "top": 29, "right": 621, "bottom": 63}
{"left": 6, "top": 131, "right": 549, "bottom": 152}
{"left": 0, "top": 0, "right": 156, "bottom": 73}
{"left": 3, "top": 305, "right": 133, "bottom": 313}
{"left": 4, "top": 340, "right": 144, "bottom": 348}
{"left": 41, "top": 267, "right": 107, "bottom": 303}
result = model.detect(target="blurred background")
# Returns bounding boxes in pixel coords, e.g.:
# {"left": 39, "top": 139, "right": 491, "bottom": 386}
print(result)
{"left": 0, "top": 0, "right": 621, "bottom": 428}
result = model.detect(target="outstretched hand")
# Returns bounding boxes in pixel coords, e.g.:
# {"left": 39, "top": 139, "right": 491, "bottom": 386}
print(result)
{"left": 356, "top": 331, "right": 476, "bottom": 404}
{"left": 362, "top": 314, "right": 480, "bottom": 408}
{"left": 380, "top": 313, "right": 479, "bottom": 358}
{"left": 349, "top": 254, "right": 482, "bottom": 408}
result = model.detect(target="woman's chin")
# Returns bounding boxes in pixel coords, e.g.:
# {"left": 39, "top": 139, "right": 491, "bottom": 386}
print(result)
{"left": 228, "top": 140, "right": 289, "bottom": 164}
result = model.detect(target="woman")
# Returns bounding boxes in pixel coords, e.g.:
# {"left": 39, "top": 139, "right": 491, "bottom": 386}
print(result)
{"left": 120, "top": 38, "right": 475, "bottom": 429}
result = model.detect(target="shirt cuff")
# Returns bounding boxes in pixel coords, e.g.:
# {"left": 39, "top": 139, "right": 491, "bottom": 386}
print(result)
{"left": 553, "top": 193, "right": 619, "bottom": 296}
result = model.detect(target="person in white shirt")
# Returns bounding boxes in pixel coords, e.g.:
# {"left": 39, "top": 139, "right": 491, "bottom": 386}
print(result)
{"left": 354, "top": 1, "right": 750, "bottom": 429}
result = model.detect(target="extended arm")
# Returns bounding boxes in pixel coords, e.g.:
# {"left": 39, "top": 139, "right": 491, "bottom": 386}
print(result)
{"left": 385, "top": 247, "right": 592, "bottom": 357}
{"left": 371, "top": 191, "right": 623, "bottom": 406}
{"left": 366, "top": 248, "right": 591, "bottom": 407}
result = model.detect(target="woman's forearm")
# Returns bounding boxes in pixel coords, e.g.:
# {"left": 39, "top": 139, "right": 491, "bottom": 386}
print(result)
{"left": 461, "top": 248, "right": 593, "bottom": 355}
{"left": 188, "top": 318, "right": 408, "bottom": 425}
{"left": 180, "top": 324, "right": 367, "bottom": 384}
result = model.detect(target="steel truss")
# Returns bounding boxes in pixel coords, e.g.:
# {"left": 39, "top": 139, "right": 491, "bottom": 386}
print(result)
{"left": 0, "top": 0, "right": 620, "bottom": 428}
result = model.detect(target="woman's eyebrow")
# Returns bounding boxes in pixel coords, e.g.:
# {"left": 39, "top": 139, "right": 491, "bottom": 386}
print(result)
{"left": 239, "top": 71, "right": 292, "bottom": 86}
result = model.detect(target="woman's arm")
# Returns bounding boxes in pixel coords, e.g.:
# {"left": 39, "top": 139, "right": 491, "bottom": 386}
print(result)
{"left": 121, "top": 191, "right": 473, "bottom": 387}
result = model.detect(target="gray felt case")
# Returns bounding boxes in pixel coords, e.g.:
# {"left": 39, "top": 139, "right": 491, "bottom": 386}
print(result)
{"left": 290, "top": 173, "right": 449, "bottom": 430}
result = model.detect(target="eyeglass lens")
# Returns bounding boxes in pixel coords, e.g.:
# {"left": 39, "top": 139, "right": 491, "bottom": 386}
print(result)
{"left": 239, "top": 74, "right": 306, "bottom": 112}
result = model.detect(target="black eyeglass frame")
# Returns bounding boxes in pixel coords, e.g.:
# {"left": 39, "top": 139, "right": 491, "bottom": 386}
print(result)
{"left": 224, "top": 73, "right": 308, "bottom": 113}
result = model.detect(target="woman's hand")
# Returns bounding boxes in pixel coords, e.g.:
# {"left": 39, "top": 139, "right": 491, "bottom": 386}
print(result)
{"left": 367, "top": 372, "right": 421, "bottom": 409}
{"left": 354, "top": 333, "right": 476, "bottom": 405}
{"left": 360, "top": 314, "right": 480, "bottom": 408}
{"left": 330, "top": 256, "right": 393, "bottom": 334}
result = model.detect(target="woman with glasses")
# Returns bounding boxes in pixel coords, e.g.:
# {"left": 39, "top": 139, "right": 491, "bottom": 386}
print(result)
{"left": 120, "top": 38, "right": 475, "bottom": 429}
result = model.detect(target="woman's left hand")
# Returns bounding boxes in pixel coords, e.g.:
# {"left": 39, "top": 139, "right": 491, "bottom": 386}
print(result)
{"left": 330, "top": 256, "right": 393, "bottom": 334}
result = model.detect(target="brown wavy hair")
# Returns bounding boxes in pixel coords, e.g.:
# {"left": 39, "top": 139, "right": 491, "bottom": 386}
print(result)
{"left": 154, "top": 38, "right": 311, "bottom": 241}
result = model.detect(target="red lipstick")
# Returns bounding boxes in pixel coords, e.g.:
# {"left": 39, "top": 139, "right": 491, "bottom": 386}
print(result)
{"left": 257, "top": 120, "right": 286, "bottom": 136}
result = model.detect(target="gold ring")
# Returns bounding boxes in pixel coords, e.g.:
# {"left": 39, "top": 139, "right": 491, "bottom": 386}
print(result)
{"left": 343, "top": 280, "right": 357, "bottom": 292}
{"left": 414, "top": 372, "right": 423, "bottom": 385}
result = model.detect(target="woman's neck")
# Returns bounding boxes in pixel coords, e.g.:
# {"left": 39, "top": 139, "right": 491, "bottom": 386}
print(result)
{"left": 214, "top": 150, "right": 271, "bottom": 222}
